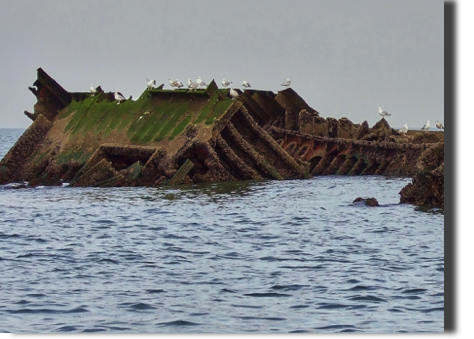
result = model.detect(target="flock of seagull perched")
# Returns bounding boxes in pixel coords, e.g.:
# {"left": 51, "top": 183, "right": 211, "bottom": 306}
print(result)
{"left": 90, "top": 77, "right": 292, "bottom": 105}
{"left": 90, "top": 80, "right": 443, "bottom": 133}
{"left": 161, "top": 77, "right": 291, "bottom": 92}
{"left": 378, "top": 107, "right": 444, "bottom": 134}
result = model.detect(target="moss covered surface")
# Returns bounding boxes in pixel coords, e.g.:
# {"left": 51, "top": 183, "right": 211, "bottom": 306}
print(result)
{"left": 57, "top": 90, "right": 233, "bottom": 146}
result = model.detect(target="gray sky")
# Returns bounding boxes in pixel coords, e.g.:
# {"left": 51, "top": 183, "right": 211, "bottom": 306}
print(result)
{"left": 0, "top": 0, "right": 443, "bottom": 129}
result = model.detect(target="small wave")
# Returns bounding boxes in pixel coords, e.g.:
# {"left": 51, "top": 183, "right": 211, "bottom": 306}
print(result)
{"left": 402, "top": 288, "right": 428, "bottom": 294}
{"left": 230, "top": 304, "right": 263, "bottom": 309}
{"left": 244, "top": 292, "right": 291, "bottom": 298}
{"left": 271, "top": 284, "right": 309, "bottom": 291}
{"left": 420, "top": 307, "right": 444, "bottom": 313}
{"left": 82, "top": 328, "right": 107, "bottom": 333}
{"left": 289, "top": 305, "right": 310, "bottom": 309}
{"left": 0, "top": 232, "right": 21, "bottom": 239}
{"left": 96, "top": 258, "right": 120, "bottom": 264}
{"left": 346, "top": 285, "right": 378, "bottom": 291}
{"left": 315, "top": 324, "right": 356, "bottom": 330}
{"left": 0, "top": 182, "right": 29, "bottom": 190}
{"left": 393, "top": 295, "right": 421, "bottom": 300}
{"left": 57, "top": 325, "right": 78, "bottom": 332}
{"left": 317, "top": 303, "right": 349, "bottom": 310}
{"left": 69, "top": 307, "right": 90, "bottom": 313}
{"left": 146, "top": 289, "right": 166, "bottom": 294}
{"left": 346, "top": 279, "right": 360, "bottom": 284}
{"left": 25, "top": 293, "right": 46, "bottom": 298}
{"left": 95, "top": 219, "right": 117, "bottom": 225}
{"left": 7, "top": 307, "right": 88, "bottom": 314}
{"left": 235, "top": 316, "right": 286, "bottom": 321}
{"left": 279, "top": 265, "right": 326, "bottom": 270}
{"left": 348, "top": 295, "right": 387, "bottom": 303}
{"left": 128, "top": 303, "right": 156, "bottom": 311}
{"left": 157, "top": 320, "right": 200, "bottom": 327}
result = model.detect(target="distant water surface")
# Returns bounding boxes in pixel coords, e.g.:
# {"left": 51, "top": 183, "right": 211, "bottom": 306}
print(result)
{"left": 0, "top": 128, "right": 444, "bottom": 333}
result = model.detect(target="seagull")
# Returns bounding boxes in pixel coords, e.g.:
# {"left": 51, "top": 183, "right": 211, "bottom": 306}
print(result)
{"left": 229, "top": 88, "right": 239, "bottom": 100}
{"left": 146, "top": 78, "right": 156, "bottom": 90}
{"left": 188, "top": 78, "right": 199, "bottom": 91}
{"left": 114, "top": 92, "right": 126, "bottom": 104}
{"left": 421, "top": 120, "right": 430, "bottom": 131}
{"left": 378, "top": 107, "right": 391, "bottom": 117}
{"left": 399, "top": 124, "right": 408, "bottom": 135}
{"left": 175, "top": 79, "right": 184, "bottom": 89}
{"left": 281, "top": 78, "right": 291, "bottom": 87}
{"left": 436, "top": 121, "right": 444, "bottom": 129}
{"left": 90, "top": 84, "right": 97, "bottom": 96}
{"left": 168, "top": 78, "right": 178, "bottom": 89}
{"left": 222, "top": 79, "right": 232, "bottom": 88}
{"left": 242, "top": 81, "right": 251, "bottom": 88}
{"left": 196, "top": 77, "right": 207, "bottom": 88}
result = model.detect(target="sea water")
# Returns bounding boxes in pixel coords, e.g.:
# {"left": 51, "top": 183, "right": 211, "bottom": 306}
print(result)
{"left": 0, "top": 129, "right": 444, "bottom": 333}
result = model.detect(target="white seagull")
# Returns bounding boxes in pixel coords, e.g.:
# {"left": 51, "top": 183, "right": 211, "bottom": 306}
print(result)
{"left": 421, "top": 120, "right": 430, "bottom": 131}
{"left": 281, "top": 78, "right": 291, "bottom": 87}
{"left": 114, "top": 92, "right": 127, "bottom": 104}
{"left": 436, "top": 121, "right": 444, "bottom": 129}
{"left": 242, "top": 81, "right": 251, "bottom": 88}
{"left": 222, "top": 79, "right": 232, "bottom": 88}
{"left": 146, "top": 78, "right": 156, "bottom": 90}
{"left": 378, "top": 107, "right": 391, "bottom": 117}
{"left": 168, "top": 78, "right": 178, "bottom": 89}
{"left": 90, "top": 84, "right": 97, "bottom": 96}
{"left": 229, "top": 88, "right": 239, "bottom": 100}
{"left": 188, "top": 78, "right": 199, "bottom": 91}
{"left": 175, "top": 79, "right": 184, "bottom": 89}
{"left": 196, "top": 77, "right": 207, "bottom": 88}
{"left": 399, "top": 124, "right": 408, "bottom": 135}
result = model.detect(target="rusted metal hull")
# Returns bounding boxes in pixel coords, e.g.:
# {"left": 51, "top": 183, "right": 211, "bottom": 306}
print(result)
{"left": 0, "top": 68, "right": 444, "bottom": 206}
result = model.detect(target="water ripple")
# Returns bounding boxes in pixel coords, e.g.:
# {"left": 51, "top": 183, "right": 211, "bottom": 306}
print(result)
{"left": 0, "top": 132, "right": 445, "bottom": 334}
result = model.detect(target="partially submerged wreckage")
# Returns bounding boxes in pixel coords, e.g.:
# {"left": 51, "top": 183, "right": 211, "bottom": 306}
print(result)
{"left": 0, "top": 68, "right": 444, "bottom": 207}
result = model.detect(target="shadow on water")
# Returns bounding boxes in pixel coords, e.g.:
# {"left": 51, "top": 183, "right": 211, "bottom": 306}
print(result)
{"left": 151, "top": 179, "right": 272, "bottom": 202}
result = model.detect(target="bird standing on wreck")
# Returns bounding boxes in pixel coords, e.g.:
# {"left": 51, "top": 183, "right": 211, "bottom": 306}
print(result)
{"left": 146, "top": 78, "right": 156, "bottom": 90}
{"left": 168, "top": 78, "right": 178, "bottom": 89}
{"left": 242, "top": 81, "right": 251, "bottom": 88}
{"left": 399, "top": 124, "right": 408, "bottom": 135}
{"left": 281, "top": 78, "right": 291, "bottom": 87}
{"left": 196, "top": 77, "right": 207, "bottom": 88}
{"left": 114, "top": 92, "right": 126, "bottom": 104}
{"left": 421, "top": 120, "right": 430, "bottom": 131}
{"left": 229, "top": 88, "right": 239, "bottom": 100}
{"left": 222, "top": 79, "right": 232, "bottom": 88}
{"left": 378, "top": 107, "right": 391, "bottom": 117}
{"left": 90, "top": 84, "right": 97, "bottom": 96}
{"left": 175, "top": 79, "right": 184, "bottom": 89}
{"left": 188, "top": 79, "right": 199, "bottom": 91}
{"left": 436, "top": 121, "right": 444, "bottom": 129}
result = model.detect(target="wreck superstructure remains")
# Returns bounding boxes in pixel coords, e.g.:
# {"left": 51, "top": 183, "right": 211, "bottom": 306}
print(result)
{"left": 0, "top": 68, "right": 444, "bottom": 206}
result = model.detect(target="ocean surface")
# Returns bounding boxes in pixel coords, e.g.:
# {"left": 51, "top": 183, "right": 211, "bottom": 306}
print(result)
{"left": 0, "top": 128, "right": 444, "bottom": 333}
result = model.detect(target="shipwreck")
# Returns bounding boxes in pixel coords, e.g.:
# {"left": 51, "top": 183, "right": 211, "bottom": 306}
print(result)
{"left": 0, "top": 68, "right": 444, "bottom": 207}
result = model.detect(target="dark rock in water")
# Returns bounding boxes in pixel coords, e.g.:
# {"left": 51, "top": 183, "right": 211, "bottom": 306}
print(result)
{"left": 399, "top": 142, "right": 444, "bottom": 208}
{"left": 353, "top": 197, "right": 379, "bottom": 207}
